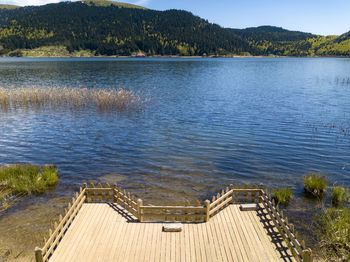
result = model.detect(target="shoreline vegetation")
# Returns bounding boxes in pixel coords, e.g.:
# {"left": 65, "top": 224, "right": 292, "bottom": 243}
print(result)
{"left": 0, "top": 164, "right": 58, "bottom": 212}
{"left": 301, "top": 173, "right": 350, "bottom": 260}
{"left": 316, "top": 208, "right": 350, "bottom": 261}
{"left": 0, "top": 45, "right": 348, "bottom": 58}
{"left": 269, "top": 172, "right": 350, "bottom": 260}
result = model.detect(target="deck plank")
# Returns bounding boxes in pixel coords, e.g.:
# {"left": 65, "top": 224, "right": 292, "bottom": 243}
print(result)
{"left": 229, "top": 204, "right": 256, "bottom": 262}
{"left": 104, "top": 206, "right": 127, "bottom": 261}
{"left": 47, "top": 203, "right": 295, "bottom": 262}
{"left": 81, "top": 203, "right": 111, "bottom": 262}
{"left": 220, "top": 202, "right": 243, "bottom": 262}
{"left": 210, "top": 215, "right": 226, "bottom": 261}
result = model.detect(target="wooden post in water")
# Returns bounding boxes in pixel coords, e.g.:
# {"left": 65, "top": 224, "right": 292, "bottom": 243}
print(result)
{"left": 137, "top": 199, "right": 143, "bottom": 222}
{"left": 303, "top": 248, "right": 313, "bottom": 262}
{"left": 204, "top": 200, "right": 210, "bottom": 222}
{"left": 35, "top": 247, "right": 43, "bottom": 262}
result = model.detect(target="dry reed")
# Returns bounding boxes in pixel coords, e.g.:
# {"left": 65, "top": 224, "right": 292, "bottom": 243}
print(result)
{"left": 0, "top": 87, "right": 143, "bottom": 113}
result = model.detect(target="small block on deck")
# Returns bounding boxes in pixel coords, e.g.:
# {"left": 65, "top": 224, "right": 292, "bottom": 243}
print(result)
{"left": 162, "top": 223, "right": 182, "bottom": 232}
{"left": 240, "top": 203, "right": 258, "bottom": 211}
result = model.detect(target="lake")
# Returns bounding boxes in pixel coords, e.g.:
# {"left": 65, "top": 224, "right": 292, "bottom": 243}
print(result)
{"left": 0, "top": 57, "right": 350, "bottom": 258}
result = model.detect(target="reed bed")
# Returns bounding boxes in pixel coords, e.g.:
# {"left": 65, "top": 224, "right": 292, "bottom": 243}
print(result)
{"left": 0, "top": 87, "right": 143, "bottom": 113}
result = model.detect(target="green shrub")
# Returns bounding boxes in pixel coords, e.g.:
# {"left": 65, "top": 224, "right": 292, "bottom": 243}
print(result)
{"left": 332, "top": 186, "right": 349, "bottom": 206}
{"left": 8, "top": 50, "right": 23, "bottom": 57}
{"left": 272, "top": 188, "right": 292, "bottom": 206}
{"left": 303, "top": 172, "right": 327, "bottom": 197}
{"left": 316, "top": 208, "right": 350, "bottom": 260}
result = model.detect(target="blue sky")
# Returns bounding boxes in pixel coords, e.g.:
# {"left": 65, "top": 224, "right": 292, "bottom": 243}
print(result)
{"left": 1, "top": 0, "right": 349, "bottom": 35}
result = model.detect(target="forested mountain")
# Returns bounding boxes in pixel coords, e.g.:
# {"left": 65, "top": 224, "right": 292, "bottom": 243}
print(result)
{"left": 0, "top": 1, "right": 253, "bottom": 56}
{"left": 0, "top": 1, "right": 349, "bottom": 57}
{"left": 231, "top": 26, "right": 315, "bottom": 42}
{"left": 232, "top": 26, "right": 350, "bottom": 57}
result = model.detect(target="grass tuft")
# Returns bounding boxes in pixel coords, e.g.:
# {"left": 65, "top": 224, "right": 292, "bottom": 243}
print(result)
{"left": 316, "top": 208, "right": 350, "bottom": 261}
{"left": 41, "top": 165, "right": 59, "bottom": 187}
{"left": 303, "top": 172, "right": 327, "bottom": 197}
{"left": 272, "top": 188, "right": 292, "bottom": 206}
{"left": 331, "top": 186, "right": 349, "bottom": 207}
{"left": 0, "top": 164, "right": 58, "bottom": 212}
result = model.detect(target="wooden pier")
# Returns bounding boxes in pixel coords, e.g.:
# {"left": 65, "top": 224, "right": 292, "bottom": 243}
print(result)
{"left": 35, "top": 183, "right": 313, "bottom": 262}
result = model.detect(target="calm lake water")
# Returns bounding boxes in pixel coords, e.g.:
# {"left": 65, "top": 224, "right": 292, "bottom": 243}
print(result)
{"left": 0, "top": 57, "right": 350, "bottom": 258}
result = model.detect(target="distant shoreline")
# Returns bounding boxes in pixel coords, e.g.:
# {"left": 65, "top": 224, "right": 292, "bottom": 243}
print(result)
{"left": 1, "top": 54, "right": 349, "bottom": 59}
{"left": 1, "top": 46, "right": 348, "bottom": 59}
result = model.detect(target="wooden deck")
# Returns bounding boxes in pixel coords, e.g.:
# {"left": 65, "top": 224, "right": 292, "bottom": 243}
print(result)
{"left": 48, "top": 203, "right": 294, "bottom": 262}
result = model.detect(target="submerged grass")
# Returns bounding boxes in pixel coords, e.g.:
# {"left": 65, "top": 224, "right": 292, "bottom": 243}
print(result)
{"left": 272, "top": 188, "right": 292, "bottom": 206}
{"left": 0, "top": 164, "right": 58, "bottom": 212}
{"left": 303, "top": 172, "right": 327, "bottom": 197}
{"left": 332, "top": 186, "right": 349, "bottom": 207}
{"left": 0, "top": 87, "right": 144, "bottom": 113}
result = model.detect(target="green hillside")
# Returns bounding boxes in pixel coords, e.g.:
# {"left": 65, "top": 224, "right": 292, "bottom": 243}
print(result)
{"left": 0, "top": 1, "right": 349, "bottom": 57}
{"left": 82, "top": 0, "right": 146, "bottom": 9}
{"left": 321, "top": 32, "right": 350, "bottom": 56}
{"left": 0, "top": 1, "right": 252, "bottom": 56}
{"left": 233, "top": 26, "right": 350, "bottom": 57}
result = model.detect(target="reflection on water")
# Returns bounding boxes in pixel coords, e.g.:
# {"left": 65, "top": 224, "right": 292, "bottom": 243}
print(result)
{"left": 0, "top": 57, "right": 350, "bottom": 259}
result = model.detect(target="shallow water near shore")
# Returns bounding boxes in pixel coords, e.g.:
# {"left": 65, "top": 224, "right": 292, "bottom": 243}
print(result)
{"left": 0, "top": 57, "right": 350, "bottom": 259}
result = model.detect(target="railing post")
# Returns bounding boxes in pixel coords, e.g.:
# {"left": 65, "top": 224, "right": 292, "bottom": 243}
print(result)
{"left": 204, "top": 200, "right": 210, "bottom": 222}
{"left": 83, "top": 183, "right": 88, "bottom": 203}
{"left": 113, "top": 184, "right": 117, "bottom": 203}
{"left": 35, "top": 247, "right": 43, "bottom": 262}
{"left": 123, "top": 190, "right": 127, "bottom": 208}
{"left": 230, "top": 184, "right": 234, "bottom": 204}
{"left": 303, "top": 248, "right": 312, "bottom": 262}
{"left": 137, "top": 199, "right": 143, "bottom": 222}
{"left": 258, "top": 184, "right": 264, "bottom": 203}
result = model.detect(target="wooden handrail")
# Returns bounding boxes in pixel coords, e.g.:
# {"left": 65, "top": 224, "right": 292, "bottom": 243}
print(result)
{"left": 35, "top": 187, "right": 86, "bottom": 262}
{"left": 141, "top": 205, "right": 204, "bottom": 210}
{"left": 259, "top": 190, "right": 312, "bottom": 262}
{"left": 210, "top": 189, "right": 233, "bottom": 208}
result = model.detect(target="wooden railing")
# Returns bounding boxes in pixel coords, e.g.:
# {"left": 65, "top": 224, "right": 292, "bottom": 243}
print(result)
{"left": 260, "top": 191, "right": 312, "bottom": 262}
{"left": 84, "top": 183, "right": 138, "bottom": 218}
{"left": 84, "top": 182, "right": 114, "bottom": 202}
{"left": 139, "top": 200, "right": 206, "bottom": 222}
{"left": 35, "top": 187, "right": 86, "bottom": 262}
{"left": 208, "top": 184, "right": 264, "bottom": 218}
{"left": 206, "top": 184, "right": 312, "bottom": 261}
{"left": 35, "top": 182, "right": 312, "bottom": 262}
{"left": 82, "top": 183, "right": 207, "bottom": 222}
